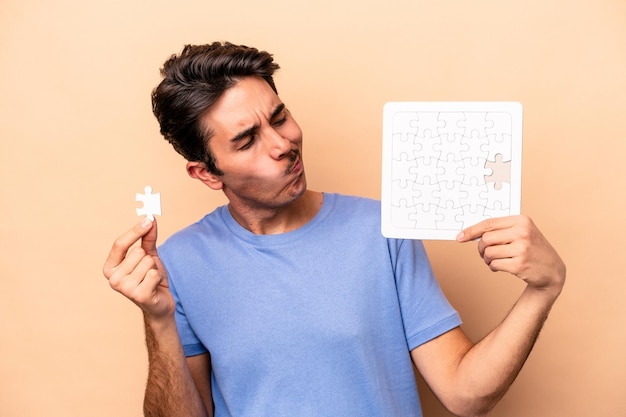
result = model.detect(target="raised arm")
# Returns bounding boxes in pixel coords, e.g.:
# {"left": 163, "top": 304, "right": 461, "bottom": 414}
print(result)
{"left": 411, "top": 215, "right": 566, "bottom": 417}
{"left": 103, "top": 218, "right": 211, "bottom": 417}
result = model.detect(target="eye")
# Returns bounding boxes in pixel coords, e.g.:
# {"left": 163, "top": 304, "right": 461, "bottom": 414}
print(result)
{"left": 272, "top": 113, "right": 288, "bottom": 127}
{"left": 238, "top": 135, "right": 256, "bottom": 151}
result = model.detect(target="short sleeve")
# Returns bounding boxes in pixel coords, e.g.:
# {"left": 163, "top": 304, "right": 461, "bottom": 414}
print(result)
{"left": 391, "top": 239, "right": 462, "bottom": 350}
{"left": 163, "top": 254, "right": 208, "bottom": 357}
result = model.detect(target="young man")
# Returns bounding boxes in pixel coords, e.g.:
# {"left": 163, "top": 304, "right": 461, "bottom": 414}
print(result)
{"left": 103, "top": 42, "right": 566, "bottom": 417}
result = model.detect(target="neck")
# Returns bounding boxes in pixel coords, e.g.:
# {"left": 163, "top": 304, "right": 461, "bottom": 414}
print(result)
{"left": 227, "top": 190, "right": 324, "bottom": 235}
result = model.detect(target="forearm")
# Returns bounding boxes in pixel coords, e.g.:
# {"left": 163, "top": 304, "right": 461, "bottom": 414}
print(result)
{"left": 453, "top": 285, "right": 561, "bottom": 415}
{"left": 143, "top": 315, "right": 208, "bottom": 417}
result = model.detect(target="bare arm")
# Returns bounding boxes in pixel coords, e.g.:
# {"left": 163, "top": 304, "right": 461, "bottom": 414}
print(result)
{"left": 103, "top": 218, "right": 210, "bottom": 417}
{"left": 143, "top": 316, "right": 210, "bottom": 417}
{"left": 411, "top": 215, "right": 566, "bottom": 417}
{"left": 187, "top": 353, "right": 214, "bottom": 417}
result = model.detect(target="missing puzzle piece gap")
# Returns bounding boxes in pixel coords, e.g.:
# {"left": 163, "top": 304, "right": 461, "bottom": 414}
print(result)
{"left": 136, "top": 185, "right": 162, "bottom": 221}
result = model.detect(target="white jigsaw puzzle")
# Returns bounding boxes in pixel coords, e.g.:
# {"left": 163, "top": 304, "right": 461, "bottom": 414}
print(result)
{"left": 381, "top": 102, "right": 523, "bottom": 240}
{"left": 136, "top": 185, "right": 161, "bottom": 221}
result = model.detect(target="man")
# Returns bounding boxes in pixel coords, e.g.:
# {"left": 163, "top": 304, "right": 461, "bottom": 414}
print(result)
{"left": 103, "top": 42, "right": 565, "bottom": 417}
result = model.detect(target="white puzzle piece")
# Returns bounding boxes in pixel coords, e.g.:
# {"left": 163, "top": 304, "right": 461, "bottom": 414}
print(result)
{"left": 381, "top": 102, "right": 523, "bottom": 240}
{"left": 136, "top": 185, "right": 161, "bottom": 221}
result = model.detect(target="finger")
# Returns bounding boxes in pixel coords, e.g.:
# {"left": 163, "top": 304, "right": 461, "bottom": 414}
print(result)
{"left": 135, "top": 269, "right": 171, "bottom": 315}
{"left": 476, "top": 227, "right": 519, "bottom": 256}
{"left": 107, "top": 245, "right": 151, "bottom": 287}
{"left": 103, "top": 217, "right": 154, "bottom": 278}
{"left": 137, "top": 268, "right": 168, "bottom": 299}
{"left": 481, "top": 241, "right": 518, "bottom": 266}
{"left": 456, "top": 216, "right": 518, "bottom": 242}
{"left": 483, "top": 256, "right": 519, "bottom": 273}
{"left": 115, "top": 251, "right": 157, "bottom": 294}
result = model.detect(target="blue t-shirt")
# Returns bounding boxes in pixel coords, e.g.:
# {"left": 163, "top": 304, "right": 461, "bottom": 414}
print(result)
{"left": 159, "top": 193, "right": 461, "bottom": 417}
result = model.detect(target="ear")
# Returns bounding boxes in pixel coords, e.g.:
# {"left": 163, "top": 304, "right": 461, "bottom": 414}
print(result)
{"left": 186, "top": 161, "right": 223, "bottom": 190}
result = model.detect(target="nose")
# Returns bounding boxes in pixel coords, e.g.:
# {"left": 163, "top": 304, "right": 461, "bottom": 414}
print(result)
{"left": 265, "top": 127, "right": 293, "bottom": 159}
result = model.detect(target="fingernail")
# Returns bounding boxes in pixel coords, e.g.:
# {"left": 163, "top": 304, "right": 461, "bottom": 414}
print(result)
{"left": 141, "top": 217, "right": 153, "bottom": 228}
{"left": 456, "top": 231, "right": 464, "bottom": 241}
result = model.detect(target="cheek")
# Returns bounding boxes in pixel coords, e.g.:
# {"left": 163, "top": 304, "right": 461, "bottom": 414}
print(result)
{"left": 283, "top": 120, "right": 303, "bottom": 144}
{"left": 225, "top": 157, "right": 281, "bottom": 183}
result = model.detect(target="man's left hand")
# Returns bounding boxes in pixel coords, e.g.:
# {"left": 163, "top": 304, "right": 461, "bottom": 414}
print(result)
{"left": 457, "top": 215, "right": 566, "bottom": 295}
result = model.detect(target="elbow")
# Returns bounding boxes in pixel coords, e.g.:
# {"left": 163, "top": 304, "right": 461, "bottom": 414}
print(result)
{"left": 440, "top": 390, "right": 506, "bottom": 417}
{"left": 447, "top": 403, "right": 496, "bottom": 417}
{"left": 442, "top": 388, "right": 506, "bottom": 417}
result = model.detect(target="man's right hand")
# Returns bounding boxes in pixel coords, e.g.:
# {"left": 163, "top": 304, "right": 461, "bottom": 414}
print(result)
{"left": 103, "top": 217, "right": 174, "bottom": 320}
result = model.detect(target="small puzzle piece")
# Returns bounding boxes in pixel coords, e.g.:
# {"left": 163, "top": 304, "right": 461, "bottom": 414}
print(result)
{"left": 410, "top": 181, "right": 442, "bottom": 207}
{"left": 485, "top": 112, "right": 513, "bottom": 142}
{"left": 458, "top": 157, "right": 491, "bottom": 186}
{"left": 391, "top": 198, "right": 418, "bottom": 228}
{"left": 460, "top": 131, "right": 491, "bottom": 164}
{"left": 391, "top": 180, "right": 417, "bottom": 206}
{"left": 391, "top": 153, "right": 419, "bottom": 188}
{"left": 459, "top": 179, "right": 489, "bottom": 212}
{"left": 433, "top": 181, "right": 468, "bottom": 208}
{"left": 392, "top": 111, "right": 419, "bottom": 137}
{"left": 483, "top": 200, "right": 510, "bottom": 219}
{"left": 458, "top": 112, "right": 494, "bottom": 137}
{"left": 433, "top": 133, "right": 470, "bottom": 161}
{"left": 456, "top": 204, "right": 489, "bottom": 229}
{"left": 435, "top": 200, "right": 464, "bottom": 230}
{"left": 414, "top": 112, "right": 444, "bottom": 137}
{"left": 391, "top": 132, "right": 421, "bottom": 160}
{"left": 482, "top": 133, "right": 513, "bottom": 162}
{"left": 480, "top": 182, "right": 511, "bottom": 210}
{"left": 412, "top": 130, "right": 442, "bottom": 161}
{"left": 437, "top": 112, "right": 466, "bottom": 138}
{"left": 136, "top": 185, "right": 161, "bottom": 221}
{"left": 436, "top": 153, "right": 465, "bottom": 186}
{"left": 409, "top": 202, "right": 444, "bottom": 229}
{"left": 414, "top": 156, "right": 444, "bottom": 185}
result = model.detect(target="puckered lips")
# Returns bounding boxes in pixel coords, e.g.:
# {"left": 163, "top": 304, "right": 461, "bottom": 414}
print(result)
{"left": 287, "top": 150, "right": 303, "bottom": 176}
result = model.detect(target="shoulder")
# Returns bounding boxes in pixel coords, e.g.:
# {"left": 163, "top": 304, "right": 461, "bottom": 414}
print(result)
{"left": 320, "top": 193, "right": 382, "bottom": 235}
{"left": 326, "top": 193, "right": 380, "bottom": 216}
{"left": 159, "top": 206, "right": 226, "bottom": 254}
{"left": 329, "top": 192, "right": 379, "bottom": 205}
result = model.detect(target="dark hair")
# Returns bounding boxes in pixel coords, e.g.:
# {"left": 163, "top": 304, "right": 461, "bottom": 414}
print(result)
{"left": 151, "top": 42, "right": 280, "bottom": 174}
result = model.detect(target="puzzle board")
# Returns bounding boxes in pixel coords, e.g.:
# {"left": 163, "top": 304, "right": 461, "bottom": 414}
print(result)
{"left": 381, "top": 102, "right": 523, "bottom": 240}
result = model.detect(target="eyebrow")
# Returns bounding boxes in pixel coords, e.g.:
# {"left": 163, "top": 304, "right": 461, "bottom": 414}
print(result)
{"left": 229, "top": 103, "right": 286, "bottom": 144}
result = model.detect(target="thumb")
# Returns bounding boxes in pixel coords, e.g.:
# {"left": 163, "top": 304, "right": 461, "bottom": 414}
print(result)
{"left": 141, "top": 217, "right": 159, "bottom": 256}
{"left": 140, "top": 217, "right": 168, "bottom": 281}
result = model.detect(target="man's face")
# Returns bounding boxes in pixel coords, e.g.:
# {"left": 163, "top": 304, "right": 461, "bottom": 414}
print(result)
{"left": 198, "top": 76, "right": 306, "bottom": 210}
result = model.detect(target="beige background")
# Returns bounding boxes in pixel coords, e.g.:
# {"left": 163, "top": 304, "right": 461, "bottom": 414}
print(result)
{"left": 1, "top": 0, "right": 625, "bottom": 416}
